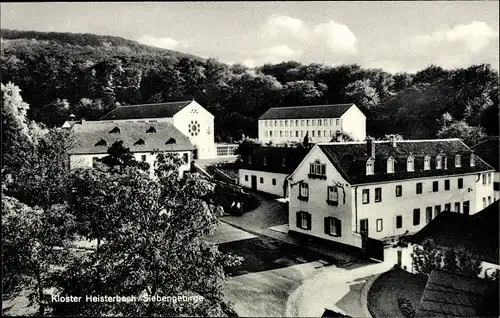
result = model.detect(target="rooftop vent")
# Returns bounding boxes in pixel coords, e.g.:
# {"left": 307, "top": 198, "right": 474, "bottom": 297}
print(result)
{"left": 166, "top": 138, "right": 176, "bottom": 145}
{"left": 134, "top": 139, "right": 145, "bottom": 146}
{"left": 146, "top": 126, "right": 156, "bottom": 133}
{"left": 109, "top": 127, "right": 120, "bottom": 134}
{"left": 95, "top": 139, "right": 107, "bottom": 147}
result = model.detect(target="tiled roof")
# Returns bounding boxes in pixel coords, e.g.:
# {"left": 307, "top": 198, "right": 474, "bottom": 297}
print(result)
{"left": 258, "top": 104, "right": 357, "bottom": 120}
{"left": 407, "top": 201, "right": 499, "bottom": 264}
{"left": 100, "top": 101, "right": 192, "bottom": 120}
{"left": 416, "top": 270, "right": 499, "bottom": 317}
{"left": 317, "top": 139, "right": 494, "bottom": 185}
{"left": 471, "top": 137, "right": 499, "bottom": 171}
{"left": 68, "top": 121, "right": 194, "bottom": 155}
{"left": 240, "top": 146, "right": 310, "bottom": 174}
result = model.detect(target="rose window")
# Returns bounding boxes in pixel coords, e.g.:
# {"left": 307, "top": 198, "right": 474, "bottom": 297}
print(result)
{"left": 188, "top": 120, "right": 200, "bottom": 137}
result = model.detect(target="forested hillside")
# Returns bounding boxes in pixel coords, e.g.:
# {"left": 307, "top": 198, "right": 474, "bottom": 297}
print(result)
{"left": 1, "top": 29, "right": 498, "bottom": 144}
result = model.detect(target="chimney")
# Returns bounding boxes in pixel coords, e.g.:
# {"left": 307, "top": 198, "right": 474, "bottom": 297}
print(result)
{"left": 367, "top": 137, "right": 375, "bottom": 158}
{"left": 390, "top": 134, "right": 397, "bottom": 148}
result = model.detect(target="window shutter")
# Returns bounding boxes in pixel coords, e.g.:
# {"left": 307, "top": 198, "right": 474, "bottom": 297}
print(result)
{"left": 296, "top": 211, "right": 301, "bottom": 228}
{"left": 306, "top": 213, "right": 312, "bottom": 230}
{"left": 336, "top": 218, "right": 342, "bottom": 237}
{"left": 324, "top": 217, "right": 330, "bottom": 234}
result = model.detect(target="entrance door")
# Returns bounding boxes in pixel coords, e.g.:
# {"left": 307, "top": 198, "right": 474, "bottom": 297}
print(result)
{"left": 360, "top": 219, "right": 369, "bottom": 235}
{"left": 463, "top": 201, "right": 470, "bottom": 215}
{"left": 251, "top": 175, "right": 257, "bottom": 190}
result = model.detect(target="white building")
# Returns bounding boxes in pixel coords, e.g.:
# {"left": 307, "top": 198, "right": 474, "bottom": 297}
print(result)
{"left": 258, "top": 103, "right": 366, "bottom": 144}
{"left": 238, "top": 146, "right": 309, "bottom": 197}
{"left": 286, "top": 137, "right": 495, "bottom": 254}
{"left": 472, "top": 137, "right": 499, "bottom": 202}
{"left": 67, "top": 121, "right": 195, "bottom": 178}
{"left": 97, "top": 100, "right": 215, "bottom": 159}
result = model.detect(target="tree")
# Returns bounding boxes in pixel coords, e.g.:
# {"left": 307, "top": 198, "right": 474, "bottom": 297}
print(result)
{"left": 392, "top": 73, "right": 414, "bottom": 92}
{"left": 413, "top": 65, "right": 449, "bottom": 85}
{"left": 283, "top": 80, "right": 324, "bottom": 106}
{"left": 344, "top": 79, "right": 380, "bottom": 110}
{"left": 303, "top": 132, "right": 310, "bottom": 148}
{"left": 2, "top": 195, "right": 75, "bottom": 316}
{"left": 412, "top": 239, "right": 443, "bottom": 277}
{"left": 437, "top": 117, "right": 488, "bottom": 146}
{"left": 53, "top": 154, "right": 242, "bottom": 316}
{"left": 99, "top": 140, "right": 150, "bottom": 173}
{"left": 330, "top": 131, "right": 355, "bottom": 142}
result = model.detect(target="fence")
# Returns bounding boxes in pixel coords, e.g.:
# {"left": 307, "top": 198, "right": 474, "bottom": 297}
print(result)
{"left": 216, "top": 144, "right": 239, "bottom": 157}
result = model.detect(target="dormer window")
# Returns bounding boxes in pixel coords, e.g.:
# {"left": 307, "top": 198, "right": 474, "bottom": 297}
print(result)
{"left": 407, "top": 155, "right": 414, "bottom": 172}
{"left": 470, "top": 154, "right": 475, "bottom": 167}
{"left": 248, "top": 155, "right": 252, "bottom": 164}
{"left": 309, "top": 160, "right": 327, "bottom": 179}
{"left": 95, "top": 139, "right": 107, "bottom": 147}
{"left": 455, "top": 154, "right": 461, "bottom": 167}
{"left": 165, "top": 138, "right": 176, "bottom": 144}
{"left": 366, "top": 158, "right": 374, "bottom": 175}
{"left": 436, "top": 155, "right": 442, "bottom": 170}
{"left": 387, "top": 157, "right": 395, "bottom": 174}
{"left": 443, "top": 155, "right": 448, "bottom": 169}
{"left": 109, "top": 127, "right": 120, "bottom": 134}
{"left": 263, "top": 156, "right": 268, "bottom": 166}
{"left": 424, "top": 155, "right": 431, "bottom": 171}
{"left": 134, "top": 139, "right": 145, "bottom": 146}
{"left": 282, "top": 157, "right": 286, "bottom": 167}
{"left": 146, "top": 126, "right": 156, "bottom": 133}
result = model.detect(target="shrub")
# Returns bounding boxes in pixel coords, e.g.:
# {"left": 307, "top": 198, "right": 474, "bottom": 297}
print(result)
{"left": 397, "top": 297, "right": 416, "bottom": 318}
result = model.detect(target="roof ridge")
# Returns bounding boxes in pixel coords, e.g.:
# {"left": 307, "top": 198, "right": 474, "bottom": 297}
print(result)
{"left": 265, "top": 103, "right": 354, "bottom": 111}
{"left": 116, "top": 100, "right": 192, "bottom": 108}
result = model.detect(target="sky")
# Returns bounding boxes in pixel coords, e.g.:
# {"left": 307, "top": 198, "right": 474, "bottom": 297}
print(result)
{"left": 1, "top": 2, "right": 499, "bottom": 73}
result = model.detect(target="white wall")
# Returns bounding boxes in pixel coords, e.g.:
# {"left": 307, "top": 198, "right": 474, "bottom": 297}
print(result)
{"left": 69, "top": 151, "right": 191, "bottom": 178}
{"left": 340, "top": 105, "right": 366, "bottom": 141}
{"left": 495, "top": 172, "right": 500, "bottom": 201}
{"left": 356, "top": 173, "right": 482, "bottom": 240}
{"left": 238, "top": 169, "right": 288, "bottom": 197}
{"left": 475, "top": 171, "right": 496, "bottom": 211}
{"left": 173, "top": 101, "right": 215, "bottom": 159}
{"left": 258, "top": 118, "right": 343, "bottom": 144}
{"left": 288, "top": 146, "right": 363, "bottom": 248}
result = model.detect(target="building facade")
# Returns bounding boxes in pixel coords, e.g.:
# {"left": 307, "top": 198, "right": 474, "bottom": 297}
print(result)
{"left": 238, "top": 146, "right": 309, "bottom": 197}
{"left": 67, "top": 121, "right": 195, "bottom": 178}
{"left": 98, "top": 100, "right": 215, "bottom": 159}
{"left": 472, "top": 137, "right": 499, "bottom": 201}
{"left": 286, "top": 137, "right": 495, "bottom": 251}
{"left": 258, "top": 103, "right": 366, "bottom": 144}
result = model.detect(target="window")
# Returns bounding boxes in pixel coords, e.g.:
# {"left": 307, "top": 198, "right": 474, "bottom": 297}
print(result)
{"left": 299, "top": 183, "right": 309, "bottom": 200}
{"left": 95, "top": 139, "right": 107, "bottom": 147}
{"left": 470, "top": 154, "right": 475, "bottom": 167}
{"left": 309, "top": 162, "right": 326, "bottom": 178}
{"left": 324, "top": 130, "right": 327, "bottom": 137}
{"left": 407, "top": 156, "right": 414, "bottom": 172}
{"left": 413, "top": 209, "right": 420, "bottom": 226}
{"left": 282, "top": 157, "right": 286, "bottom": 167}
{"left": 301, "top": 131, "right": 304, "bottom": 137}
{"left": 285, "top": 131, "right": 289, "bottom": 137}
{"left": 375, "top": 187, "right": 382, "bottom": 202}
{"left": 280, "top": 131, "right": 283, "bottom": 137}
{"left": 312, "top": 119, "right": 316, "bottom": 126}
{"left": 312, "top": 131, "right": 315, "bottom": 137}
{"left": 265, "top": 120, "right": 268, "bottom": 127}
{"left": 454, "top": 202, "right": 460, "bottom": 213}
{"left": 444, "top": 180, "right": 450, "bottom": 191}
{"left": 336, "top": 119, "right": 340, "bottom": 125}
{"left": 444, "top": 203, "right": 451, "bottom": 211}
{"left": 436, "top": 155, "right": 442, "bottom": 169}
{"left": 260, "top": 177, "right": 264, "bottom": 184}
{"left": 270, "top": 121, "right": 273, "bottom": 127}
{"left": 295, "top": 131, "right": 299, "bottom": 137}
{"left": 483, "top": 197, "right": 487, "bottom": 208}
{"left": 324, "top": 119, "right": 328, "bottom": 126}
{"left": 426, "top": 207, "right": 432, "bottom": 223}
{"left": 134, "top": 139, "right": 145, "bottom": 146}
{"left": 488, "top": 173, "right": 492, "bottom": 184}
{"left": 458, "top": 178, "right": 463, "bottom": 189}
{"left": 263, "top": 156, "right": 268, "bottom": 165}
{"left": 336, "top": 130, "right": 341, "bottom": 136}
{"left": 109, "top": 127, "right": 120, "bottom": 134}
{"left": 327, "top": 186, "right": 339, "bottom": 202}
{"left": 296, "top": 211, "right": 311, "bottom": 230}
{"left": 318, "top": 130, "right": 321, "bottom": 137}
{"left": 455, "top": 154, "right": 461, "bottom": 167}
{"left": 274, "top": 120, "right": 278, "bottom": 126}
{"left": 272, "top": 178, "right": 276, "bottom": 186}
{"left": 329, "top": 119, "right": 333, "bottom": 126}
{"left": 488, "top": 196, "right": 492, "bottom": 205}
{"left": 265, "top": 131, "right": 268, "bottom": 137}
{"left": 494, "top": 182, "right": 500, "bottom": 191}
{"left": 387, "top": 157, "right": 395, "bottom": 173}
{"left": 376, "top": 219, "right": 383, "bottom": 232}
{"left": 290, "top": 120, "right": 294, "bottom": 127}
{"left": 318, "top": 120, "right": 322, "bottom": 126}
{"left": 296, "top": 120, "right": 299, "bottom": 126}
{"left": 395, "top": 185, "right": 402, "bottom": 197}
{"left": 329, "top": 130, "right": 333, "bottom": 137}
{"left": 270, "top": 131, "right": 273, "bottom": 137}
{"left": 248, "top": 156, "right": 252, "bottom": 164}
{"left": 245, "top": 175, "right": 248, "bottom": 181}
{"left": 366, "top": 158, "right": 374, "bottom": 175}
{"left": 432, "top": 181, "right": 438, "bottom": 192}
{"left": 416, "top": 182, "right": 423, "bottom": 194}
{"left": 434, "top": 205, "right": 441, "bottom": 217}
{"left": 463, "top": 201, "right": 470, "bottom": 215}
{"left": 141, "top": 154, "right": 147, "bottom": 162}
{"left": 482, "top": 173, "right": 486, "bottom": 185}
{"left": 396, "top": 215, "right": 403, "bottom": 229}
{"left": 280, "top": 120, "right": 283, "bottom": 127}
{"left": 167, "top": 138, "right": 177, "bottom": 145}
{"left": 285, "top": 120, "right": 288, "bottom": 127}
{"left": 362, "top": 189, "right": 370, "bottom": 204}
{"left": 424, "top": 156, "right": 430, "bottom": 170}
{"left": 307, "top": 119, "right": 310, "bottom": 126}
{"left": 325, "top": 217, "right": 342, "bottom": 237}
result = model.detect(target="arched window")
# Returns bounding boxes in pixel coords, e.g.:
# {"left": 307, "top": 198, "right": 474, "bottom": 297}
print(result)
{"left": 366, "top": 158, "right": 375, "bottom": 176}
{"left": 455, "top": 154, "right": 461, "bottom": 167}
{"left": 436, "top": 155, "right": 442, "bottom": 170}
{"left": 424, "top": 155, "right": 431, "bottom": 171}
{"left": 470, "top": 154, "right": 475, "bottom": 167}
{"left": 407, "top": 155, "right": 414, "bottom": 172}
{"left": 387, "top": 157, "right": 395, "bottom": 174}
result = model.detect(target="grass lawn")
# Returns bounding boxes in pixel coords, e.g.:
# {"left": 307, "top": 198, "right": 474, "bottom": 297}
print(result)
{"left": 367, "top": 267, "right": 427, "bottom": 318}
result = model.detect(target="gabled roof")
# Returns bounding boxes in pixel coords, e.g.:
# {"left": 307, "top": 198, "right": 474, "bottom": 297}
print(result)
{"left": 241, "top": 146, "right": 310, "bottom": 174}
{"left": 259, "top": 103, "right": 358, "bottom": 120}
{"left": 416, "top": 270, "right": 499, "bottom": 317}
{"left": 471, "top": 137, "right": 499, "bottom": 171}
{"left": 68, "top": 121, "right": 194, "bottom": 155}
{"left": 100, "top": 101, "right": 192, "bottom": 120}
{"left": 407, "top": 201, "right": 499, "bottom": 264}
{"left": 316, "top": 139, "right": 494, "bottom": 185}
